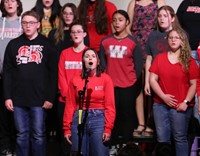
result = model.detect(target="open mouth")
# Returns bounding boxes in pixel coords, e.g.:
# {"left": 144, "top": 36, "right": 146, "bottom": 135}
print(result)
{"left": 89, "top": 62, "right": 93, "bottom": 65}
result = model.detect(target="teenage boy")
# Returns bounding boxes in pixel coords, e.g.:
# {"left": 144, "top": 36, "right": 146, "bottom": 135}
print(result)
{"left": 3, "top": 10, "right": 58, "bottom": 156}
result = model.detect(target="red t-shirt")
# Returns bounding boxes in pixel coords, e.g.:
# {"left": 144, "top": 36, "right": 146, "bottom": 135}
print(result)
{"left": 63, "top": 73, "right": 115, "bottom": 135}
{"left": 87, "top": 1, "right": 117, "bottom": 51}
{"left": 150, "top": 52, "right": 199, "bottom": 107}
{"left": 58, "top": 47, "right": 87, "bottom": 102}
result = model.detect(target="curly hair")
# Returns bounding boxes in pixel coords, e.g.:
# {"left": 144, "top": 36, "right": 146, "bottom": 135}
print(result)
{"left": 167, "top": 28, "right": 191, "bottom": 72}
{"left": 0, "top": 0, "right": 23, "bottom": 17}
{"left": 54, "top": 3, "right": 77, "bottom": 45}
{"left": 78, "top": 0, "right": 108, "bottom": 34}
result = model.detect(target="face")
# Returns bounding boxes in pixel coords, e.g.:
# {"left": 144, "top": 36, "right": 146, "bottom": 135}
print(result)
{"left": 157, "top": 10, "right": 174, "bottom": 32}
{"left": 4, "top": 0, "right": 18, "bottom": 16}
{"left": 83, "top": 50, "right": 99, "bottom": 70}
{"left": 168, "top": 30, "right": 182, "bottom": 51}
{"left": 70, "top": 25, "right": 86, "bottom": 44}
{"left": 63, "top": 7, "right": 74, "bottom": 26}
{"left": 42, "top": 0, "right": 54, "bottom": 9}
{"left": 21, "top": 15, "right": 40, "bottom": 39}
{"left": 112, "top": 13, "right": 129, "bottom": 33}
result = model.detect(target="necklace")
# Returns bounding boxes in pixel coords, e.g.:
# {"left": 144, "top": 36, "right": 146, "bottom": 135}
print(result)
{"left": 44, "top": 15, "right": 49, "bottom": 20}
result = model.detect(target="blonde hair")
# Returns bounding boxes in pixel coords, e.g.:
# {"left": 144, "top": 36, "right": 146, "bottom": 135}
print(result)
{"left": 168, "top": 28, "right": 191, "bottom": 71}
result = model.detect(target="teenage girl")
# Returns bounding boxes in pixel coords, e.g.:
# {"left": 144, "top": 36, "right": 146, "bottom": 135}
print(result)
{"left": 99, "top": 10, "right": 143, "bottom": 145}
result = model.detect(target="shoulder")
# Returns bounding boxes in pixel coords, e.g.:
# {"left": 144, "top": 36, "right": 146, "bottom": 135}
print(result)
{"left": 100, "top": 72, "right": 113, "bottom": 82}
{"left": 101, "top": 34, "right": 114, "bottom": 42}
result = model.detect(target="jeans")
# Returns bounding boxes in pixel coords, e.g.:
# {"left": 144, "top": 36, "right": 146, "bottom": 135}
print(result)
{"left": 153, "top": 103, "right": 192, "bottom": 156}
{"left": 191, "top": 50, "right": 200, "bottom": 125}
{"left": 14, "top": 106, "right": 46, "bottom": 156}
{"left": 70, "top": 109, "right": 109, "bottom": 156}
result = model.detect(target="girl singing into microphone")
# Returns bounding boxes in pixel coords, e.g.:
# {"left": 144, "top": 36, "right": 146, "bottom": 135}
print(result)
{"left": 63, "top": 48, "right": 115, "bottom": 156}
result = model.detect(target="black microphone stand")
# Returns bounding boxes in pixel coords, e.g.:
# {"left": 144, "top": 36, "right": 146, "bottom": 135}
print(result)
{"left": 77, "top": 71, "right": 89, "bottom": 156}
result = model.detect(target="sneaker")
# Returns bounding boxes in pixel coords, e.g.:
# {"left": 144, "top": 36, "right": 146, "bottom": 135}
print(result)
{"left": 0, "top": 148, "right": 12, "bottom": 156}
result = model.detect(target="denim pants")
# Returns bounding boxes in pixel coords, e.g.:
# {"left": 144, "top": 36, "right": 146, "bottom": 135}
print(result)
{"left": 153, "top": 103, "right": 192, "bottom": 156}
{"left": 191, "top": 50, "right": 200, "bottom": 125}
{"left": 70, "top": 109, "right": 109, "bottom": 156}
{"left": 13, "top": 106, "right": 46, "bottom": 156}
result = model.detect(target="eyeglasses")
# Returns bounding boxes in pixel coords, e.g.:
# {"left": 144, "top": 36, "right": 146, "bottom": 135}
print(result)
{"left": 63, "top": 12, "right": 74, "bottom": 16}
{"left": 71, "top": 30, "right": 84, "bottom": 35}
{"left": 168, "top": 36, "right": 180, "bottom": 40}
{"left": 21, "top": 21, "right": 38, "bottom": 27}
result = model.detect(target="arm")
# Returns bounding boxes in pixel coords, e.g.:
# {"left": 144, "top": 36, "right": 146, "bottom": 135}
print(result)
{"left": 150, "top": 72, "right": 177, "bottom": 107}
{"left": 99, "top": 41, "right": 107, "bottom": 71}
{"left": 144, "top": 55, "right": 152, "bottom": 96}
{"left": 127, "top": 0, "right": 136, "bottom": 34}
{"left": 3, "top": 42, "right": 14, "bottom": 100}
{"left": 103, "top": 75, "right": 115, "bottom": 142}
{"left": 177, "top": 79, "right": 197, "bottom": 111}
{"left": 58, "top": 51, "right": 68, "bottom": 100}
{"left": 63, "top": 79, "right": 77, "bottom": 141}
{"left": 45, "top": 44, "right": 58, "bottom": 104}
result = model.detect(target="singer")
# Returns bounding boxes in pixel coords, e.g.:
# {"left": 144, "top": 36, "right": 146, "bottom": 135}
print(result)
{"left": 63, "top": 48, "right": 116, "bottom": 156}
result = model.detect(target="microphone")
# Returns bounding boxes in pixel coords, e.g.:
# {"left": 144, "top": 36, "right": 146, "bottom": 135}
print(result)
{"left": 85, "top": 68, "right": 92, "bottom": 73}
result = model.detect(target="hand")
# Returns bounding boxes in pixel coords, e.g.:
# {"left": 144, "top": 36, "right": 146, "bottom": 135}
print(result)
{"left": 42, "top": 101, "right": 53, "bottom": 109}
{"left": 176, "top": 102, "right": 188, "bottom": 112}
{"left": 102, "top": 133, "right": 111, "bottom": 142}
{"left": 5, "top": 99, "right": 14, "bottom": 112}
{"left": 162, "top": 94, "right": 177, "bottom": 107}
{"left": 144, "top": 83, "right": 151, "bottom": 96}
{"left": 64, "top": 134, "right": 72, "bottom": 144}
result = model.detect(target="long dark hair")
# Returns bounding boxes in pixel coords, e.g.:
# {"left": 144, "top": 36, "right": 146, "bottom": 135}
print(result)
{"left": 32, "top": 0, "right": 61, "bottom": 28}
{"left": 78, "top": 0, "right": 108, "bottom": 34}
{"left": 0, "top": 0, "right": 23, "bottom": 17}
{"left": 81, "top": 48, "right": 101, "bottom": 78}
{"left": 54, "top": 3, "right": 77, "bottom": 45}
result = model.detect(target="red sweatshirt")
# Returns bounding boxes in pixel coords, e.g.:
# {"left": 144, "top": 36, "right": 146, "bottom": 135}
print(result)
{"left": 58, "top": 47, "right": 87, "bottom": 102}
{"left": 63, "top": 73, "right": 115, "bottom": 135}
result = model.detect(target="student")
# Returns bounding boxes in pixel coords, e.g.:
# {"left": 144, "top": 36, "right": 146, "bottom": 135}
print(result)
{"left": 58, "top": 21, "right": 88, "bottom": 156}
{"left": 149, "top": 28, "right": 199, "bottom": 156}
{"left": 78, "top": 0, "right": 117, "bottom": 51}
{"left": 177, "top": 0, "right": 200, "bottom": 125}
{"left": 127, "top": 0, "right": 165, "bottom": 138}
{"left": 3, "top": 10, "right": 58, "bottom": 156}
{"left": 48, "top": 3, "right": 89, "bottom": 55}
{"left": 32, "top": 0, "right": 61, "bottom": 37}
{"left": 63, "top": 48, "right": 115, "bottom": 156}
{"left": 144, "top": 5, "right": 181, "bottom": 137}
{"left": 0, "top": 0, "right": 23, "bottom": 155}
{"left": 99, "top": 10, "right": 143, "bottom": 146}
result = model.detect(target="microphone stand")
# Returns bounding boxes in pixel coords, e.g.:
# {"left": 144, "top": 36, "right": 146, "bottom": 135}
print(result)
{"left": 77, "top": 72, "right": 89, "bottom": 156}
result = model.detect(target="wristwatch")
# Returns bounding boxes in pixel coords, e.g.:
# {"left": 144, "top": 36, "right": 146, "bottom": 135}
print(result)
{"left": 183, "top": 99, "right": 190, "bottom": 105}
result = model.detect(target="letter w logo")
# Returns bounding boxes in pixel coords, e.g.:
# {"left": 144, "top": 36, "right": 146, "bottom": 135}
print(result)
{"left": 109, "top": 45, "right": 127, "bottom": 58}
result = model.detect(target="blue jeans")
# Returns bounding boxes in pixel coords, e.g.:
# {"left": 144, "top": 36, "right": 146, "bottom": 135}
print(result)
{"left": 13, "top": 106, "right": 46, "bottom": 156}
{"left": 71, "top": 109, "right": 109, "bottom": 156}
{"left": 153, "top": 103, "right": 192, "bottom": 156}
{"left": 191, "top": 50, "right": 200, "bottom": 125}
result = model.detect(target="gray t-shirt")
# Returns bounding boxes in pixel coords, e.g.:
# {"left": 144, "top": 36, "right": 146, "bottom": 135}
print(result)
{"left": 145, "top": 30, "right": 170, "bottom": 60}
{"left": 0, "top": 17, "right": 22, "bottom": 73}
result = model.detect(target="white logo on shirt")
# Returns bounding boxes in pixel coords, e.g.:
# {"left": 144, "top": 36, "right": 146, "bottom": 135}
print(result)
{"left": 109, "top": 45, "right": 127, "bottom": 58}
{"left": 65, "top": 61, "right": 82, "bottom": 69}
